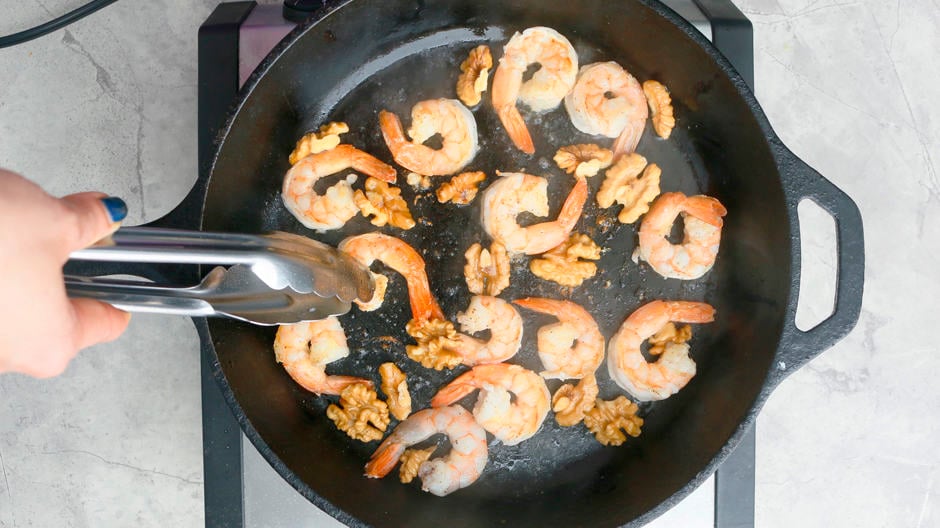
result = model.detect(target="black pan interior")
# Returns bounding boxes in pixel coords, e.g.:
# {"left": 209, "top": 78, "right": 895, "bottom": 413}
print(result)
{"left": 204, "top": 0, "right": 790, "bottom": 525}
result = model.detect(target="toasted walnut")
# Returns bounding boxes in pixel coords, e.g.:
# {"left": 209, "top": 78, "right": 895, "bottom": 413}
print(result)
{"left": 643, "top": 80, "right": 675, "bottom": 139}
{"left": 437, "top": 171, "right": 486, "bottom": 205}
{"left": 464, "top": 241, "right": 510, "bottom": 295}
{"left": 553, "top": 374, "right": 599, "bottom": 427}
{"left": 354, "top": 177, "right": 416, "bottom": 230}
{"left": 554, "top": 144, "right": 614, "bottom": 178}
{"left": 596, "top": 153, "right": 662, "bottom": 224}
{"left": 379, "top": 362, "right": 412, "bottom": 421}
{"left": 648, "top": 322, "right": 692, "bottom": 356}
{"left": 456, "top": 45, "right": 493, "bottom": 106}
{"left": 326, "top": 383, "right": 391, "bottom": 443}
{"left": 405, "top": 318, "right": 462, "bottom": 370}
{"left": 530, "top": 233, "right": 601, "bottom": 287}
{"left": 399, "top": 446, "right": 437, "bottom": 484}
{"left": 406, "top": 172, "right": 432, "bottom": 190}
{"left": 583, "top": 396, "right": 644, "bottom": 447}
{"left": 288, "top": 122, "right": 350, "bottom": 165}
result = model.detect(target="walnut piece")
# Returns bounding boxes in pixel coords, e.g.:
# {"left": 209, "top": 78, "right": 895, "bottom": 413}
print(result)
{"left": 406, "top": 172, "right": 432, "bottom": 190}
{"left": 456, "top": 45, "right": 493, "bottom": 106}
{"left": 405, "top": 318, "right": 462, "bottom": 370}
{"left": 552, "top": 374, "right": 599, "bottom": 427}
{"left": 288, "top": 121, "right": 349, "bottom": 165}
{"left": 326, "top": 383, "right": 391, "bottom": 443}
{"left": 529, "top": 233, "right": 601, "bottom": 287}
{"left": 464, "top": 241, "right": 510, "bottom": 296}
{"left": 553, "top": 144, "right": 614, "bottom": 178}
{"left": 583, "top": 396, "right": 644, "bottom": 447}
{"left": 648, "top": 322, "right": 692, "bottom": 356}
{"left": 399, "top": 446, "right": 437, "bottom": 484}
{"left": 596, "top": 153, "right": 662, "bottom": 224}
{"left": 354, "top": 177, "right": 416, "bottom": 230}
{"left": 643, "top": 80, "right": 675, "bottom": 139}
{"left": 437, "top": 171, "right": 486, "bottom": 205}
{"left": 379, "top": 362, "right": 412, "bottom": 421}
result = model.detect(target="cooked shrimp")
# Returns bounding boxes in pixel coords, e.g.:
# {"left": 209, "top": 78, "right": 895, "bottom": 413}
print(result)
{"left": 338, "top": 233, "right": 444, "bottom": 322}
{"left": 481, "top": 171, "right": 588, "bottom": 255}
{"left": 452, "top": 296, "right": 524, "bottom": 365}
{"left": 607, "top": 300, "right": 715, "bottom": 401}
{"left": 431, "top": 363, "right": 550, "bottom": 445}
{"left": 491, "top": 27, "right": 578, "bottom": 154}
{"left": 513, "top": 297, "right": 604, "bottom": 380}
{"left": 365, "top": 405, "right": 488, "bottom": 497}
{"left": 564, "top": 62, "right": 648, "bottom": 158}
{"left": 273, "top": 317, "right": 371, "bottom": 395}
{"left": 379, "top": 99, "right": 478, "bottom": 176}
{"left": 282, "top": 144, "right": 396, "bottom": 230}
{"left": 635, "top": 192, "right": 727, "bottom": 280}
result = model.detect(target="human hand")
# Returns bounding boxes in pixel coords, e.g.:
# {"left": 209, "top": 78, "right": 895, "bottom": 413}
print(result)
{"left": 0, "top": 168, "right": 132, "bottom": 377}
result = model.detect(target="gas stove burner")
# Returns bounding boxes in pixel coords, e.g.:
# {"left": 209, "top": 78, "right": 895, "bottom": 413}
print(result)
{"left": 198, "top": 2, "right": 756, "bottom": 526}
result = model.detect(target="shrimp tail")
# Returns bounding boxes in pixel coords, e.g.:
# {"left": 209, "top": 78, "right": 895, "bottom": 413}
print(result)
{"left": 666, "top": 301, "right": 716, "bottom": 323}
{"left": 323, "top": 376, "right": 374, "bottom": 395}
{"left": 686, "top": 195, "right": 728, "bottom": 227}
{"left": 283, "top": 363, "right": 371, "bottom": 396}
{"left": 611, "top": 119, "right": 646, "bottom": 159}
{"left": 512, "top": 297, "right": 559, "bottom": 316}
{"left": 292, "top": 370, "right": 372, "bottom": 395}
{"left": 407, "top": 274, "right": 446, "bottom": 322}
{"left": 556, "top": 177, "right": 589, "bottom": 229}
{"left": 379, "top": 110, "right": 408, "bottom": 156}
{"left": 430, "top": 375, "right": 479, "bottom": 407}
{"left": 497, "top": 106, "right": 535, "bottom": 154}
{"left": 349, "top": 148, "right": 397, "bottom": 183}
{"left": 365, "top": 440, "right": 405, "bottom": 478}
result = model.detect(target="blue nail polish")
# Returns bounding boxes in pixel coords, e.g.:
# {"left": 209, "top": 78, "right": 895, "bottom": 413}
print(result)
{"left": 101, "top": 197, "right": 127, "bottom": 222}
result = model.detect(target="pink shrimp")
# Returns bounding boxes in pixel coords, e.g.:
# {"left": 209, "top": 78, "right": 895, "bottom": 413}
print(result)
{"left": 273, "top": 317, "right": 371, "bottom": 395}
{"left": 338, "top": 233, "right": 444, "bottom": 322}
{"left": 635, "top": 192, "right": 727, "bottom": 280}
{"left": 365, "top": 405, "right": 488, "bottom": 496}
{"left": 607, "top": 300, "right": 715, "bottom": 401}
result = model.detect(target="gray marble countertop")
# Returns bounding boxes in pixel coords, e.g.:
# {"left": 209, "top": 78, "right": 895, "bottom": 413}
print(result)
{"left": 1, "top": 0, "right": 937, "bottom": 526}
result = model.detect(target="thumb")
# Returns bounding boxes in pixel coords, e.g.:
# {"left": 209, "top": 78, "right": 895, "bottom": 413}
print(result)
{"left": 59, "top": 192, "right": 127, "bottom": 251}
{"left": 70, "top": 298, "right": 132, "bottom": 351}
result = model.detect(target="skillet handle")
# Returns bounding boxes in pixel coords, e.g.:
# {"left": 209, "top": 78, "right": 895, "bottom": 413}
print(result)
{"left": 771, "top": 147, "right": 864, "bottom": 384}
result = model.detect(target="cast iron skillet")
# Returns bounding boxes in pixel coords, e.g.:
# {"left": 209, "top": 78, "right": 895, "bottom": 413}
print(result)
{"left": 73, "top": 0, "right": 865, "bottom": 526}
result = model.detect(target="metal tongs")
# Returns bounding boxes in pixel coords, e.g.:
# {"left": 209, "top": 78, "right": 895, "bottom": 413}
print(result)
{"left": 65, "top": 227, "right": 374, "bottom": 325}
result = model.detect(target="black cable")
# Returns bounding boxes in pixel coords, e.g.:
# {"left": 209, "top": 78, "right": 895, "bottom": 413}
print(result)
{"left": 0, "top": 0, "right": 120, "bottom": 50}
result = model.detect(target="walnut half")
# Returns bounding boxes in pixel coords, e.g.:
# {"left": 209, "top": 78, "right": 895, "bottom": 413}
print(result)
{"left": 552, "top": 374, "right": 599, "bottom": 427}
{"left": 554, "top": 144, "right": 614, "bottom": 178}
{"left": 456, "top": 45, "right": 493, "bottom": 107}
{"left": 405, "top": 318, "right": 462, "bottom": 370}
{"left": 326, "top": 383, "right": 391, "bottom": 443}
{"left": 379, "top": 362, "right": 412, "bottom": 421}
{"left": 437, "top": 171, "right": 486, "bottom": 205}
{"left": 596, "top": 153, "right": 662, "bottom": 224}
{"left": 354, "top": 177, "right": 416, "bottom": 230}
{"left": 288, "top": 121, "right": 349, "bottom": 165}
{"left": 464, "top": 241, "right": 510, "bottom": 296}
{"left": 529, "top": 233, "right": 601, "bottom": 287}
{"left": 643, "top": 80, "right": 675, "bottom": 139}
{"left": 648, "top": 322, "right": 692, "bottom": 356}
{"left": 583, "top": 396, "right": 644, "bottom": 447}
{"left": 400, "top": 446, "right": 437, "bottom": 484}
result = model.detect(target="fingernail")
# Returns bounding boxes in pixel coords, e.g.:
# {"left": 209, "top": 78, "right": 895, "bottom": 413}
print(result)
{"left": 100, "top": 197, "right": 127, "bottom": 222}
